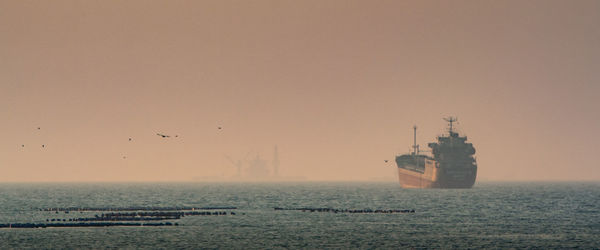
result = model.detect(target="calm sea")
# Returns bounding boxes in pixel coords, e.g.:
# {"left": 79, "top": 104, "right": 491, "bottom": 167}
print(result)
{"left": 0, "top": 182, "right": 598, "bottom": 249}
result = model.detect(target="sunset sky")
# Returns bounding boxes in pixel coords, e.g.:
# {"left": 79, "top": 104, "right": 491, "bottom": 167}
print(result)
{"left": 1, "top": 0, "right": 599, "bottom": 182}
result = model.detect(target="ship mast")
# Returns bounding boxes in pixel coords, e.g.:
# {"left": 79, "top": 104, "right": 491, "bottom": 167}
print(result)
{"left": 413, "top": 125, "right": 420, "bottom": 169}
{"left": 444, "top": 116, "right": 457, "bottom": 134}
{"left": 412, "top": 125, "right": 419, "bottom": 155}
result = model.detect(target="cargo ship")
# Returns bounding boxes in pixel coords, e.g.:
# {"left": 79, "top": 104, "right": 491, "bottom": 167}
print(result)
{"left": 395, "top": 117, "right": 477, "bottom": 188}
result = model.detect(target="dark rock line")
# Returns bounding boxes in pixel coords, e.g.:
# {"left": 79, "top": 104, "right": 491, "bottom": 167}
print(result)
{"left": 273, "top": 207, "right": 416, "bottom": 214}
{"left": 0, "top": 222, "right": 177, "bottom": 229}
{"left": 44, "top": 211, "right": 235, "bottom": 222}
{"left": 40, "top": 206, "right": 237, "bottom": 212}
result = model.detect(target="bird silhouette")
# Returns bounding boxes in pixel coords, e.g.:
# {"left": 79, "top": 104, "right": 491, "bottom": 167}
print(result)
{"left": 384, "top": 160, "right": 388, "bottom": 163}
{"left": 128, "top": 138, "right": 132, "bottom": 141}
{"left": 156, "top": 133, "right": 170, "bottom": 138}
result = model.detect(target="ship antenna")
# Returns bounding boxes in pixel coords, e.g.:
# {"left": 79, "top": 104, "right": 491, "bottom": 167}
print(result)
{"left": 412, "top": 125, "right": 419, "bottom": 155}
{"left": 413, "top": 125, "right": 420, "bottom": 168}
{"left": 444, "top": 116, "right": 457, "bottom": 134}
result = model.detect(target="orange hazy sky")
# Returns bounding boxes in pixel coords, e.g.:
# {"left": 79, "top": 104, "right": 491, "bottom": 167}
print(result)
{"left": 1, "top": 0, "right": 599, "bottom": 182}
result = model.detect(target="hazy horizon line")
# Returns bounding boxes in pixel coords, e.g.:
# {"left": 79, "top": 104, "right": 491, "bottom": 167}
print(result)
{"left": 0, "top": 180, "right": 598, "bottom": 184}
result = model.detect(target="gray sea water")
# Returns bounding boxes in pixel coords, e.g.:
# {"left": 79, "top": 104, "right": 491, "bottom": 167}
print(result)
{"left": 0, "top": 182, "right": 598, "bottom": 249}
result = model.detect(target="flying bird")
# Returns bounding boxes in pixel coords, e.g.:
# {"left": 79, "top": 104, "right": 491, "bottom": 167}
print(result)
{"left": 37, "top": 127, "right": 40, "bottom": 130}
{"left": 384, "top": 160, "right": 388, "bottom": 163}
{"left": 128, "top": 138, "right": 132, "bottom": 141}
{"left": 42, "top": 144, "right": 45, "bottom": 148}
{"left": 157, "top": 133, "right": 170, "bottom": 138}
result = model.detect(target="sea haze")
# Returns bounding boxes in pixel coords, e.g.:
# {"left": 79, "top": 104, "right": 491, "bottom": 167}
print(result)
{"left": 0, "top": 182, "right": 598, "bottom": 249}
